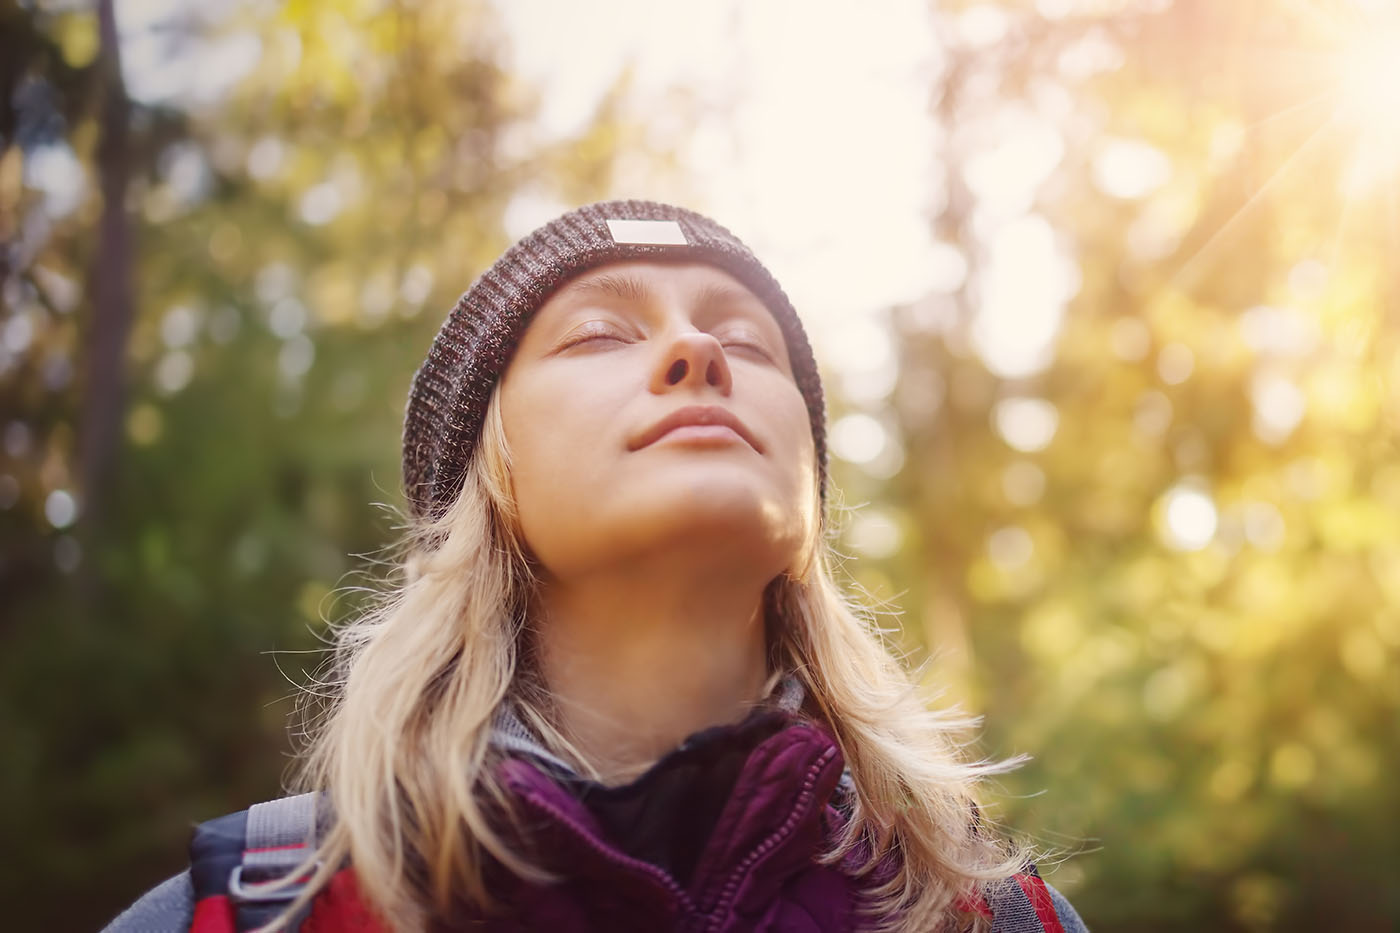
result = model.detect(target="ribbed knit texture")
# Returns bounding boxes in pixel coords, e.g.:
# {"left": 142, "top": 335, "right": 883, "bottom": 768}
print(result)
{"left": 402, "top": 199, "right": 828, "bottom": 522}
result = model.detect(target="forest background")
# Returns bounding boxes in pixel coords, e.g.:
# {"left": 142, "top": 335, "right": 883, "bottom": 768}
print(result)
{"left": 4, "top": 0, "right": 1399, "bottom": 930}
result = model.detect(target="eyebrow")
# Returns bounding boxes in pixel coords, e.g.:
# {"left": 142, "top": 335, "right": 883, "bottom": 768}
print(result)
{"left": 565, "top": 273, "right": 764, "bottom": 314}
{"left": 693, "top": 281, "right": 764, "bottom": 313}
{"left": 567, "top": 272, "right": 650, "bottom": 303}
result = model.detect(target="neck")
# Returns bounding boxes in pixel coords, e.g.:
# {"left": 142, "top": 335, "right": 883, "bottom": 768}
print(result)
{"left": 533, "top": 563, "right": 773, "bottom": 785}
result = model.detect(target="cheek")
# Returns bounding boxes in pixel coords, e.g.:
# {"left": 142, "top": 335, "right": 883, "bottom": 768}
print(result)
{"left": 772, "top": 394, "right": 820, "bottom": 521}
{"left": 772, "top": 392, "right": 822, "bottom": 568}
{"left": 792, "top": 442, "right": 820, "bottom": 538}
{"left": 776, "top": 392, "right": 818, "bottom": 479}
{"left": 498, "top": 377, "right": 559, "bottom": 517}
{"left": 503, "top": 398, "right": 560, "bottom": 484}
{"left": 498, "top": 369, "right": 620, "bottom": 556}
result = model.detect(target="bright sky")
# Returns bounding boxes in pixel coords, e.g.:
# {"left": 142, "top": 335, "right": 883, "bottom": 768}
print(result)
{"left": 492, "top": 0, "right": 942, "bottom": 391}
{"left": 57, "top": 0, "right": 1399, "bottom": 419}
{"left": 87, "top": 0, "right": 1090, "bottom": 409}
{"left": 23, "top": 0, "right": 1393, "bottom": 549}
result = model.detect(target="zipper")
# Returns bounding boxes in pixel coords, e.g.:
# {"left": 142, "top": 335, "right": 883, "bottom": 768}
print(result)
{"left": 692, "top": 745, "right": 839, "bottom": 933}
{"left": 516, "top": 786, "right": 697, "bottom": 917}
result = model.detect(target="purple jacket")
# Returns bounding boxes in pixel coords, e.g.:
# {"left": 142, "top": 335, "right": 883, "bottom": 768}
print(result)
{"left": 103, "top": 676, "right": 1087, "bottom": 932}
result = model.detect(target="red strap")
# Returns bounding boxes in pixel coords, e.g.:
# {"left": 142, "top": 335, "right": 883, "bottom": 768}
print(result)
{"left": 302, "top": 869, "right": 390, "bottom": 933}
{"left": 1014, "top": 873, "right": 1066, "bottom": 933}
{"left": 956, "top": 891, "right": 994, "bottom": 919}
{"left": 189, "top": 895, "right": 235, "bottom": 933}
{"left": 244, "top": 842, "right": 310, "bottom": 855}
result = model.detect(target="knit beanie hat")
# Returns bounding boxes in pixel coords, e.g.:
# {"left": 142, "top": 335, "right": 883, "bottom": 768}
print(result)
{"left": 402, "top": 199, "right": 828, "bottom": 523}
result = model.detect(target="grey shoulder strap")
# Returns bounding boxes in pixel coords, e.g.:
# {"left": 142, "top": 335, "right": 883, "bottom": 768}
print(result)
{"left": 230, "top": 792, "right": 322, "bottom": 932}
{"left": 243, "top": 792, "right": 319, "bottom": 872}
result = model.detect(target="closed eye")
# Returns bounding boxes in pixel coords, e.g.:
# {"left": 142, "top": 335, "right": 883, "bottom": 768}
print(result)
{"left": 717, "top": 331, "right": 777, "bottom": 363}
{"left": 558, "top": 322, "right": 631, "bottom": 350}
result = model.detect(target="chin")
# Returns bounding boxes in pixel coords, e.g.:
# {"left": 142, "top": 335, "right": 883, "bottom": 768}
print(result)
{"left": 519, "top": 467, "right": 816, "bottom": 579}
{"left": 660, "top": 471, "right": 790, "bottom": 519}
{"left": 599, "top": 482, "right": 806, "bottom": 567}
{"left": 656, "top": 487, "right": 804, "bottom": 548}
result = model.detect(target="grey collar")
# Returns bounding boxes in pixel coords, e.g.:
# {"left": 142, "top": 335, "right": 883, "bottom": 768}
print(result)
{"left": 489, "top": 673, "right": 854, "bottom": 797}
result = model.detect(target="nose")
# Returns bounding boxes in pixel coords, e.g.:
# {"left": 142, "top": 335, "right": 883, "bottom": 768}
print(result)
{"left": 650, "top": 330, "right": 733, "bottom": 395}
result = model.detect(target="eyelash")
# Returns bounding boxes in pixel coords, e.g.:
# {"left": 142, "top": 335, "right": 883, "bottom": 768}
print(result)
{"left": 560, "top": 328, "right": 774, "bottom": 361}
{"left": 560, "top": 331, "right": 621, "bottom": 349}
{"left": 719, "top": 336, "right": 774, "bottom": 361}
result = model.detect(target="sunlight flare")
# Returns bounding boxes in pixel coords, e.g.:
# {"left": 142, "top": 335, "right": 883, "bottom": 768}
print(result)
{"left": 1337, "top": 25, "right": 1400, "bottom": 164}
{"left": 1338, "top": 30, "right": 1400, "bottom": 126}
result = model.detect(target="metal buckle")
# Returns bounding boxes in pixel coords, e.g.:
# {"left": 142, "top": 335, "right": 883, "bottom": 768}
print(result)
{"left": 228, "top": 863, "right": 320, "bottom": 903}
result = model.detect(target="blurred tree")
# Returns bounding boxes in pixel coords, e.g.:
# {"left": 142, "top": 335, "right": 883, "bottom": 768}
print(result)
{"left": 6, "top": 0, "right": 1398, "bottom": 929}
{"left": 829, "top": 0, "right": 1400, "bottom": 929}
{"left": 0, "top": 1, "right": 630, "bottom": 928}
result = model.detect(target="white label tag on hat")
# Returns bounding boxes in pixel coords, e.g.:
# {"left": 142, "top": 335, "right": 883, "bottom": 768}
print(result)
{"left": 606, "top": 218, "right": 688, "bottom": 246}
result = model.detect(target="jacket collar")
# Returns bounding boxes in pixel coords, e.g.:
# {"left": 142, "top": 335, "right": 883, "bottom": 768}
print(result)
{"left": 486, "top": 680, "right": 857, "bottom": 914}
{"left": 487, "top": 672, "right": 854, "bottom": 798}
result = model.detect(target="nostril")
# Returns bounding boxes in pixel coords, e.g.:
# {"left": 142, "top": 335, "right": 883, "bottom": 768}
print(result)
{"left": 666, "top": 359, "right": 688, "bottom": 384}
{"left": 706, "top": 361, "right": 721, "bottom": 385}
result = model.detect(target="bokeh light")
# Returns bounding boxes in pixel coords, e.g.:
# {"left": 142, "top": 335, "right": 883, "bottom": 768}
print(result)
{"left": 8, "top": 0, "right": 1400, "bottom": 929}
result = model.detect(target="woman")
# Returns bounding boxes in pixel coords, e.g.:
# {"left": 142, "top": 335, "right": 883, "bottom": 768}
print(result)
{"left": 105, "top": 201, "right": 1087, "bottom": 932}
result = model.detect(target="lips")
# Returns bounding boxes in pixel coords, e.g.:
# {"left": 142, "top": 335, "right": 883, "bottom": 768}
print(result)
{"left": 630, "top": 405, "right": 762, "bottom": 452}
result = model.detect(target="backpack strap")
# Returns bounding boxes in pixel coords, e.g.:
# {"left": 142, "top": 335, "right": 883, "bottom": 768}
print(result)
{"left": 227, "top": 793, "right": 322, "bottom": 932}
{"left": 976, "top": 864, "right": 1068, "bottom": 933}
{"left": 1012, "top": 865, "right": 1067, "bottom": 933}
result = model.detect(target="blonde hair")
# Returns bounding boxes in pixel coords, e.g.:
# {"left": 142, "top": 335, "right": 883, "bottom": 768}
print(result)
{"left": 271, "top": 388, "right": 1028, "bottom": 932}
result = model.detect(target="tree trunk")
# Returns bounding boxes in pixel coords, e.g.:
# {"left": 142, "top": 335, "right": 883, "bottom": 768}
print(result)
{"left": 79, "top": 0, "right": 134, "bottom": 585}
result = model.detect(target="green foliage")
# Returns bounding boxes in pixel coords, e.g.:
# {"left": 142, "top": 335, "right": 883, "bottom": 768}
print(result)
{"left": 1, "top": 1, "right": 625, "bottom": 928}
{"left": 828, "top": 1, "right": 1400, "bottom": 930}
{"left": 4, "top": 0, "right": 1398, "bottom": 930}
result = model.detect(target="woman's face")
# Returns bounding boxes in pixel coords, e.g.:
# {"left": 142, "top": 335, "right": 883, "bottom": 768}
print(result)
{"left": 498, "top": 260, "right": 817, "bottom": 582}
